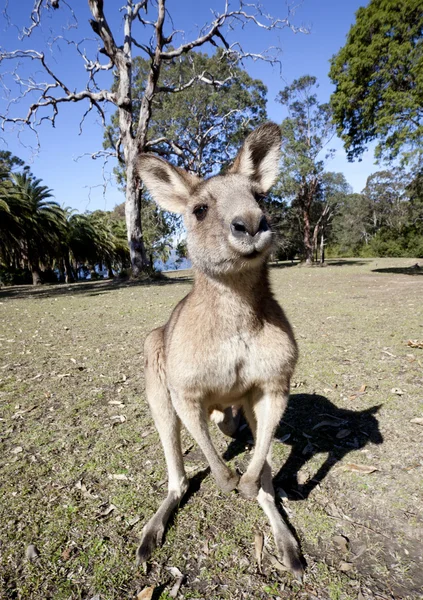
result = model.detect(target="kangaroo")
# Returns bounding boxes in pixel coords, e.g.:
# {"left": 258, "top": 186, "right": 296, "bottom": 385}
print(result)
{"left": 136, "top": 123, "right": 303, "bottom": 579}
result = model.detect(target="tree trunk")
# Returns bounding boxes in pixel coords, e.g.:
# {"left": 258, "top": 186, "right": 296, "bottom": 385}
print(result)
{"left": 106, "top": 258, "right": 114, "bottom": 279}
{"left": 58, "top": 260, "right": 66, "bottom": 283}
{"left": 320, "top": 230, "right": 325, "bottom": 264}
{"left": 125, "top": 165, "right": 149, "bottom": 277}
{"left": 302, "top": 206, "right": 313, "bottom": 265}
{"left": 31, "top": 263, "right": 42, "bottom": 285}
{"left": 64, "top": 254, "right": 75, "bottom": 283}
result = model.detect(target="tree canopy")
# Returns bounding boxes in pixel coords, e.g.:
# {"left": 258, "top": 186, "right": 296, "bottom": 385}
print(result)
{"left": 105, "top": 50, "right": 267, "bottom": 180}
{"left": 0, "top": 162, "right": 131, "bottom": 285}
{"left": 329, "top": 0, "right": 423, "bottom": 164}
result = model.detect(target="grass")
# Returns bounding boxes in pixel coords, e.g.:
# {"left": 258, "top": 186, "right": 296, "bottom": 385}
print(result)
{"left": 1, "top": 257, "right": 422, "bottom": 599}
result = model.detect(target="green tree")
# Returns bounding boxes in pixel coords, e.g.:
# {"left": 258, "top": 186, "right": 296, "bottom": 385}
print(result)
{"left": 106, "top": 50, "right": 267, "bottom": 179}
{"left": 276, "top": 75, "right": 335, "bottom": 264}
{"left": 330, "top": 193, "right": 373, "bottom": 255}
{"left": 60, "top": 211, "right": 96, "bottom": 283}
{"left": 329, "top": 0, "right": 423, "bottom": 164}
{"left": 362, "top": 170, "right": 408, "bottom": 233}
{"left": 105, "top": 51, "right": 267, "bottom": 271}
{"left": 406, "top": 169, "right": 423, "bottom": 228}
{"left": 311, "top": 172, "right": 352, "bottom": 263}
{"left": 1, "top": 1, "right": 299, "bottom": 276}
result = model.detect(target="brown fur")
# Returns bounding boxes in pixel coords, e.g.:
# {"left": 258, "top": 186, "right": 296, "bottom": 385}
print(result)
{"left": 136, "top": 123, "right": 303, "bottom": 578}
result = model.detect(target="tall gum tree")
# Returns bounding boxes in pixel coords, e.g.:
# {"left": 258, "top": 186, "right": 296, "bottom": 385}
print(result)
{"left": 0, "top": 0, "right": 306, "bottom": 276}
{"left": 276, "top": 75, "right": 335, "bottom": 264}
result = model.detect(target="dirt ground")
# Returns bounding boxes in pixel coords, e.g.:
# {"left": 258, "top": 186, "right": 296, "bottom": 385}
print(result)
{"left": 0, "top": 257, "right": 422, "bottom": 600}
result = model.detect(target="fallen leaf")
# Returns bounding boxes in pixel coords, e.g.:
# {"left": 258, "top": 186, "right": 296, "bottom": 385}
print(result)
{"left": 407, "top": 339, "right": 423, "bottom": 349}
{"left": 127, "top": 515, "right": 140, "bottom": 527}
{"left": 111, "top": 415, "right": 126, "bottom": 424}
{"left": 74, "top": 480, "right": 98, "bottom": 499}
{"left": 25, "top": 544, "right": 39, "bottom": 561}
{"left": 342, "top": 463, "right": 379, "bottom": 474}
{"left": 167, "top": 566, "right": 183, "bottom": 578}
{"left": 169, "top": 576, "right": 184, "bottom": 598}
{"left": 312, "top": 419, "right": 347, "bottom": 430}
{"left": 12, "top": 405, "right": 38, "bottom": 419}
{"left": 391, "top": 387, "right": 404, "bottom": 395}
{"left": 262, "top": 547, "right": 290, "bottom": 573}
{"left": 254, "top": 530, "right": 264, "bottom": 573}
{"left": 336, "top": 429, "right": 351, "bottom": 439}
{"left": 333, "top": 535, "right": 349, "bottom": 554}
{"left": 359, "top": 384, "right": 367, "bottom": 393}
{"left": 276, "top": 433, "right": 291, "bottom": 443}
{"left": 338, "top": 561, "right": 354, "bottom": 572}
{"left": 410, "top": 418, "right": 423, "bottom": 425}
{"left": 166, "top": 566, "right": 184, "bottom": 597}
{"left": 97, "top": 503, "right": 117, "bottom": 518}
{"left": 302, "top": 441, "right": 314, "bottom": 455}
{"left": 137, "top": 587, "right": 154, "bottom": 600}
{"left": 201, "top": 539, "right": 209, "bottom": 555}
{"left": 61, "top": 547, "right": 74, "bottom": 561}
{"left": 29, "top": 373, "right": 42, "bottom": 381}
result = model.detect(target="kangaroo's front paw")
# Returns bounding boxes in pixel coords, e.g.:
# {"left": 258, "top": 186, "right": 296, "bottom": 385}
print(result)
{"left": 238, "top": 474, "right": 259, "bottom": 499}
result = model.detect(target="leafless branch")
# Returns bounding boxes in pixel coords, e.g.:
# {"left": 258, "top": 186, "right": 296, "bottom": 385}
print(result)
{"left": 160, "top": 2, "right": 307, "bottom": 60}
{"left": 145, "top": 136, "right": 192, "bottom": 157}
{"left": 157, "top": 72, "right": 232, "bottom": 94}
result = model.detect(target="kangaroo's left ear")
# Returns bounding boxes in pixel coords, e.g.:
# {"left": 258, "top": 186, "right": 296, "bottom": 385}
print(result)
{"left": 229, "top": 122, "right": 281, "bottom": 193}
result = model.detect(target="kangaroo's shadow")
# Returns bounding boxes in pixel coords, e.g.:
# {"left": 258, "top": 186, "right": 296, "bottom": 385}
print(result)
{"left": 275, "top": 393, "right": 383, "bottom": 500}
{"left": 225, "top": 393, "right": 383, "bottom": 501}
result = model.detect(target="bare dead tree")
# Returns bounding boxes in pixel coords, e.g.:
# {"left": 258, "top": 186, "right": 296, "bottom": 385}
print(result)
{"left": 0, "top": 0, "right": 306, "bottom": 276}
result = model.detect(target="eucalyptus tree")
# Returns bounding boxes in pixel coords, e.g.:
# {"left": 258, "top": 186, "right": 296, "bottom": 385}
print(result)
{"left": 311, "top": 172, "right": 352, "bottom": 263}
{"left": 105, "top": 50, "right": 267, "bottom": 178}
{"left": 1, "top": 0, "right": 304, "bottom": 276}
{"left": 276, "top": 75, "right": 335, "bottom": 264}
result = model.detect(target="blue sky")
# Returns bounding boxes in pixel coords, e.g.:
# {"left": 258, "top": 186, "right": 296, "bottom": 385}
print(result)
{"left": 0, "top": 0, "right": 376, "bottom": 213}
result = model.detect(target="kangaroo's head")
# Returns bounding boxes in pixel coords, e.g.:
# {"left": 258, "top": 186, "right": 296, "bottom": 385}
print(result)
{"left": 137, "top": 123, "right": 281, "bottom": 277}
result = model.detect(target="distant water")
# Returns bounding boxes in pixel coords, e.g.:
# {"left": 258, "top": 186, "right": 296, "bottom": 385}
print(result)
{"left": 155, "top": 249, "right": 191, "bottom": 272}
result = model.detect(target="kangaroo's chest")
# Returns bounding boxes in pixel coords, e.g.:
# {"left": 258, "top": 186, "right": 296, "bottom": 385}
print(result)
{"left": 166, "top": 322, "right": 296, "bottom": 398}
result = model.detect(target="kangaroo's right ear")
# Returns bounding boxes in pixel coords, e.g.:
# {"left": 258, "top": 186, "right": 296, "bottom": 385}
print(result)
{"left": 137, "top": 154, "right": 199, "bottom": 214}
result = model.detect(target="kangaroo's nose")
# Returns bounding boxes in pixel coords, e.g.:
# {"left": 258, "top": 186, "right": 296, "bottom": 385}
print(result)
{"left": 230, "top": 215, "right": 269, "bottom": 238}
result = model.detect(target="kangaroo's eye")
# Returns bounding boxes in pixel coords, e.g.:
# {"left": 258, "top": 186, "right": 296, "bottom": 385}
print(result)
{"left": 254, "top": 192, "right": 267, "bottom": 207}
{"left": 193, "top": 204, "right": 208, "bottom": 221}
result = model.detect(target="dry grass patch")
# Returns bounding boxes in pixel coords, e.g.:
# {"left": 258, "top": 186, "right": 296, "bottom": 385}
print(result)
{"left": 1, "top": 258, "right": 422, "bottom": 599}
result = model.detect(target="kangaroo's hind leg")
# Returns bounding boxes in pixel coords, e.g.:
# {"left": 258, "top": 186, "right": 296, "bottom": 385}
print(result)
{"left": 136, "top": 327, "right": 189, "bottom": 564}
{"left": 242, "top": 400, "right": 304, "bottom": 581}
